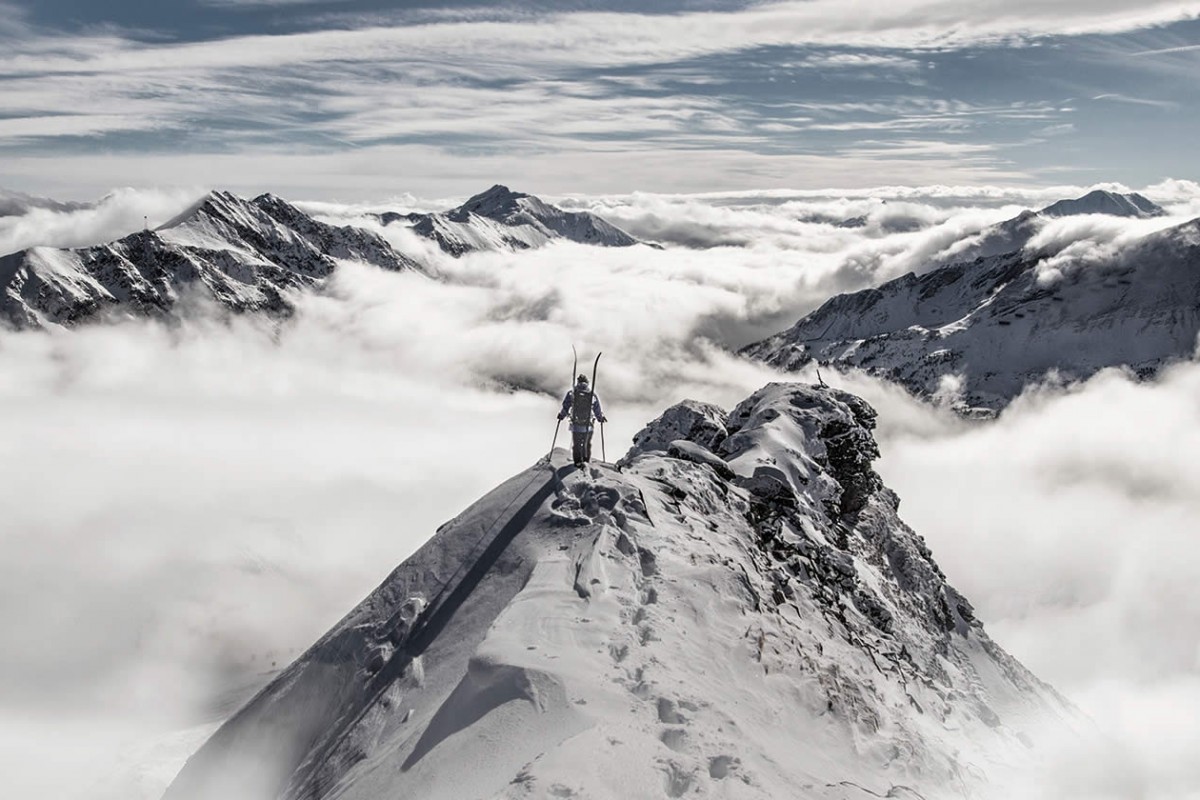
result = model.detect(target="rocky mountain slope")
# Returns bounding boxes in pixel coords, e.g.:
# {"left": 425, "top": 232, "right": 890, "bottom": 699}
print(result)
{"left": 0, "top": 191, "right": 420, "bottom": 329}
{"left": 745, "top": 196, "right": 1198, "bottom": 413}
{"left": 164, "top": 383, "right": 1074, "bottom": 800}
{"left": 377, "top": 185, "right": 639, "bottom": 256}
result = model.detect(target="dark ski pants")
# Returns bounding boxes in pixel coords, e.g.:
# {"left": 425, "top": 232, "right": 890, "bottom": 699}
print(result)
{"left": 572, "top": 430, "right": 593, "bottom": 465}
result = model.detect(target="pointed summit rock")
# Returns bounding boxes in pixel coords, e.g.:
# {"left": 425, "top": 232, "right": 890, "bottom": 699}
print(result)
{"left": 457, "top": 184, "right": 533, "bottom": 219}
{"left": 165, "top": 383, "right": 1076, "bottom": 800}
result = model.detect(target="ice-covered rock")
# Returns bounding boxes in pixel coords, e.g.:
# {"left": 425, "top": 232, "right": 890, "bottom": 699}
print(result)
{"left": 0, "top": 190, "right": 421, "bottom": 328}
{"left": 622, "top": 398, "right": 728, "bottom": 461}
{"left": 165, "top": 382, "right": 1076, "bottom": 800}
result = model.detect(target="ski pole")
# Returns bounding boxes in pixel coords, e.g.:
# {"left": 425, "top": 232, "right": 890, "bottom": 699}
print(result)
{"left": 549, "top": 418, "right": 562, "bottom": 460}
{"left": 600, "top": 421, "right": 606, "bottom": 463}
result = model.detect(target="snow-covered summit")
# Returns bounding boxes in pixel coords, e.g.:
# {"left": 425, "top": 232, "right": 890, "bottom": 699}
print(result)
{"left": 744, "top": 215, "right": 1200, "bottom": 412}
{"left": 0, "top": 190, "right": 420, "bottom": 328}
{"left": 928, "top": 190, "right": 1168, "bottom": 268}
{"left": 1040, "top": 189, "right": 1165, "bottom": 219}
{"left": 458, "top": 184, "right": 536, "bottom": 219}
{"left": 381, "top": 185, "right": 639, "bottom": 256}
{"left": 165, "top": 382, "right": 1073, "bottom": 800}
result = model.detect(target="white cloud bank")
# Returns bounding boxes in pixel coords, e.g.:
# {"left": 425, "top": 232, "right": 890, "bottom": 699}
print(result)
{"left": 2, "top": 181, "right": 1200, "bottom": 798}
{"left": 873, "top": 363, "right": 1200, "bottom": 800}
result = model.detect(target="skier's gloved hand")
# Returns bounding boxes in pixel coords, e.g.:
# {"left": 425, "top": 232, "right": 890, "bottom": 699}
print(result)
{"left": 557, "top": 413, "right": 566, "bottom": 421}
{"left": 599, "top": 416, "right": 608, "bottom": 423}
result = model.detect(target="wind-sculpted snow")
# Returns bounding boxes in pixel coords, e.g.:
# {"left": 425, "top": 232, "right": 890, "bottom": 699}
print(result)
{"left": 0, "top": 191, "right": 420, "bottom": 328}
{"left": 378, "top": 185, "right": 640, "bottom": 256}
{"left": 745, "top": 214, "right": 1200, "bottom": 413}
{"left": 165, "top": 383, "right": 1074, "bottom": 800}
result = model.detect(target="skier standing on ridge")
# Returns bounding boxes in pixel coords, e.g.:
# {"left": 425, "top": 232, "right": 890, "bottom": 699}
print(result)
{"left": 558, "top": 374, "right": 606, "bottom": 468}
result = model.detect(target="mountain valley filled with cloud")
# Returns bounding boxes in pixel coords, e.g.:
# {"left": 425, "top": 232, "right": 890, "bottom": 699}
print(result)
{"left": 3, "top": 179, "right": 1200, "bottom": 798}
{"left": 4, "top": 1, "right": 1200, "bottom": 798}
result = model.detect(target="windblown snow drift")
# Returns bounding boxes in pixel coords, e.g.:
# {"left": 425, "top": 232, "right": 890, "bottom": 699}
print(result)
{"left": 165, "top": 383, "right": 1075, "bottom": 800}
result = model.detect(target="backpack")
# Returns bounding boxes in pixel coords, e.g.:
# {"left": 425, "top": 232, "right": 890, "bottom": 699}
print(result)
{"left": 570, "top": 385, "right": 593, "bottom": 427}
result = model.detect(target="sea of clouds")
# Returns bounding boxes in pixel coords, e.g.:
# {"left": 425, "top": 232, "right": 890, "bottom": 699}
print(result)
{"left": 1, "top": 179, "right": 1199, "bottom": 799}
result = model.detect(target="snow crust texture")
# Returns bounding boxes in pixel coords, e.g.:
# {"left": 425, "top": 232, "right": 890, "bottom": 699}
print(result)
{"left": 0, "top": 191, "right": 419, "bottom": 328}
{"left": 379, "top": 185, "right": 639, "bottom": 256}
{"left": 165, "top": 383, "right": 1073, "bottom": 800}
{"left": 745, "top": 193, "right": 1199, "bottom": 412}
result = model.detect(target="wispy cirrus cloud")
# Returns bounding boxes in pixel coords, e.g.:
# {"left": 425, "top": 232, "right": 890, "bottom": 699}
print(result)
{"left": 1090, "top": 92, "right": 1181, "bottom": 109}
{"left": 0, "top": 0, "right": 1197, "bottom": 196}
{"left": 197, "top": 0, "right": 354, "bottom": 7}
{"left": 1131, "top": 42, "right": 1200, "bottom": 55}
{"left": 6, "top": 1, "right": 1200, "bottom": 77}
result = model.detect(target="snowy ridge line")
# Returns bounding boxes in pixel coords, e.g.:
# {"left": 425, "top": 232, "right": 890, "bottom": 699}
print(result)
{"left": 744, "top": 209, "right": 1200, "bottom": 412}
{"left": 399, "top": 464, "right": 560, "bottom": 655}
{"left": 167, "top": 384, "right": 1078, "bottom": 799}
{"left": 162, "top": 457, "right": 563, "bottom": 800}
{"left": 285, "top": 463, "right": 562, "bottom": 797}
{"left": 0, "top": 189, "right": 420, "bottom": 329}
{"left": 380, "top": 185, "right": 640, "bottom": 257}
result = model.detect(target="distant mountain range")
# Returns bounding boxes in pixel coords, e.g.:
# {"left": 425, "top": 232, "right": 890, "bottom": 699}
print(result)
{"left": 375, "top": 184, "right": 639, "bottom": 256}
{"left": 0, "top": 186, "right": 640, "bottom": 328}
{"left": 745, "top": 191, "right": 1198, "bottom": 412}
{"left": 0, "top": 191, "right": 417, "bottom": 328}
{"left": 0, "top": 188, "right": 90, "bottom": 218}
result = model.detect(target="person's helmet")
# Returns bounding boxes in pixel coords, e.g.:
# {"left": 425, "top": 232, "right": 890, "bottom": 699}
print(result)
{"left": 577, "top": 374, "right": 589, "bottom": 385}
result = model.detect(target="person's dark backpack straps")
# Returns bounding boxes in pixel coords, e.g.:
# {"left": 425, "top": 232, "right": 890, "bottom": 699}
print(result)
{"left": 571, "top": 385, "right": 593, "bottom": 427}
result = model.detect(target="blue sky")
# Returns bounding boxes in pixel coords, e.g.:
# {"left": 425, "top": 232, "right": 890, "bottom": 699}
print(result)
{"left": 1, "top": 0, "right": 1198, "bottom": 199}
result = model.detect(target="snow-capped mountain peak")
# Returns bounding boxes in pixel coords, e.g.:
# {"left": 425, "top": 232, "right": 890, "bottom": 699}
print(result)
{"left": 457, "top": 184, "right": 538, "bottom": 219}
{"left": 384, "top": 185, "right": 640, "bottom": 256}
{"left": 744, "top": 212, "right": 1200, "bottom": 412}
{"left": 1039, "top": 189, "right": 1165, "bottom": 219}
{"left": 1, "top": 190, "right": 420, "bottom": 329}
{"left": 164, "top": 382, "right": 1074, "bottom": 800}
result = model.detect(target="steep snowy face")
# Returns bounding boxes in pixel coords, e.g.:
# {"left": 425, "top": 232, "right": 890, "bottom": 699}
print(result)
{"left": 0, "top": 190, "right": 420, "bottom": 329}
{"left": 382, "top": 185, "right": 639, "bottom": 256}
{"left": 745, "top": 216, "right": 1200, "bottom": 412}
{"left": 165, "top": 383, "right": 1071, "bottom": 800}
